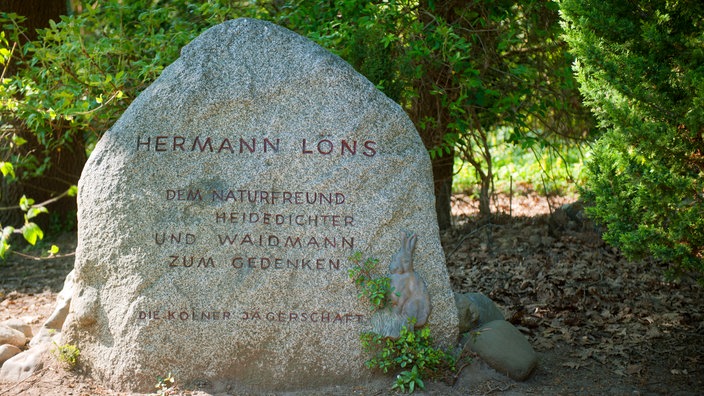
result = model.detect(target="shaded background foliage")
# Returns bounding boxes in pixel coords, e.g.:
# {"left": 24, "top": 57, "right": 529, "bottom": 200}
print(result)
{"left": 1, "top": 0, "right": 83, "bottom": 232}
{"left": 276, "top": 0, "right": 593, "bottom": 226}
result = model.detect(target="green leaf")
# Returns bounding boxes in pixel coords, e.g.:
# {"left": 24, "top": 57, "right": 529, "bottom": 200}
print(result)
{"left": 21, "top": 222, "right": 43, "bottom": 245}
{"left": 26, "top": 206, "right": 49, "bottom": 220}
{"left": 48, "top": 244, "right": 60, "bottom": 255}
{"left": 11, "top": 134, "right": 27, "bottom": 147}
{"left": 0, "top": 240, "right": 9, "bottom": 259}
{"left": 0, "top": 162, "right": 15, "bottom": 179}
{"left": 67, "top": 185, "right": 78, "bottom": 197}
{"left": 19, "top": 195, "right": 34, "bottom": 211}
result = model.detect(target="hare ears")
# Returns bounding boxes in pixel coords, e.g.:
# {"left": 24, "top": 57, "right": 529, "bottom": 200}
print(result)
{"left": 401, "top": 230, "right": 418, "bottom": 251}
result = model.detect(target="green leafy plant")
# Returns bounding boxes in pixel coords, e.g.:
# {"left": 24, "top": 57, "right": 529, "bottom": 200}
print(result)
{"left": 51, "top": 342, "right": 80, "bottom": 370}
{"left": 0, "top": 194, "right": 45, "bottom": 259}
{"left": 360, "top": 320, "right": 456, "bottom": 394}
{"left": 0, "top": 185, "right": 76, "bottom": 259}
{"left": 347, "top": 251, "right": 391, "bottom": 310}
{"left": 393, "top": 365, "right": 423, "bottom": 393}
{"left": 154, "top": 372, "right": 176, "bottom": 396}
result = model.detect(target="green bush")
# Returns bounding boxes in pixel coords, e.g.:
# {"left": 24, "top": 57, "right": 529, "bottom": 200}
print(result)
{"left": 360, "top": 322, "right": 455, "bottom": 393}
{"left": 560, "top": 0, "right": 704, "bottom": 280}
{"left": 51, "top": 342, "right": 80, "bottom": 370}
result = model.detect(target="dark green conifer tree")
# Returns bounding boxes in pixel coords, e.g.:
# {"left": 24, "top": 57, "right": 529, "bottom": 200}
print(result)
{"left": 560, "top": 0, "right": 704, "bottom": 279}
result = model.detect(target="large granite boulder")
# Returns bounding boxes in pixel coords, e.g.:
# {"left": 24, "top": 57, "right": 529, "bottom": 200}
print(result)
{"left": 61, "top": 18, "right": 457, "bottom": 392}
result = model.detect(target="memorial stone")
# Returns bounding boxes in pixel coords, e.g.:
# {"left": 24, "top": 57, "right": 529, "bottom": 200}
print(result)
{"left": 61, "top": 18, "right": 458, "bottom": 392}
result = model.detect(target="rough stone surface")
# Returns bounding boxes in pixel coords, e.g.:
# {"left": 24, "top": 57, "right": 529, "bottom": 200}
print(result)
{"left": 0, "top": 319, "right": 32, "bottom": 339}
{"left": 62, "top": 18, "right": 457, "bottom": 393}
{"left": 466, "top": 319, "right": 538, "bottom": 381}
{"left": 0, "top": 344, "right": 21, "bottom": 365}
{"left": 0, "top": 326, "right": 25, "bottom": 349}
{"left": 0, "top": 271, "right": 75, "bottom": 383}
{"left": 0, "top": 343, "right": 47, "bottom": 382}
{"left": 455, "top": 292, "right": 504, "bottom": 333}
{"left": 40, "top": 270, "right": 75, "bottom": 337}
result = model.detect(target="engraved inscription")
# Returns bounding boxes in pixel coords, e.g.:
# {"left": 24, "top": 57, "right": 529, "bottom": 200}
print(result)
{"left": 137, "top": 135, "right": 378, "bottom": 158}
{"left": 138, "top": 310, "right": 234, "bottom": 321}
{"left": 169, "top": 256, "right": 216, "bottom": 268}
{"left": 230, "top": 257, "right": 341, "bottom": 271}
{"left": 166, "top": 189, "right": 202, "bottom": 201}
{"left": 138, "top": 136, "right": 280, "bottom": 153}
{"left": 217, "top": 234, "right": 354, "bottom": 249}
{"left": 137, "top": 309, "right": 365, "bottom": 324}
{"left": 210, "top": 189, "right": 346, "bottom": 205}
{"left": 138, "top": 133, "right": 378, "bottom": 325}
{"left": 301, "top": 138, "right": 377, "bottom": 157}
{"left": 154, "top": 232, "right": 196, "bottom": 245}
{"left": 214, "top": 212, "right": 354, "bottom": 227}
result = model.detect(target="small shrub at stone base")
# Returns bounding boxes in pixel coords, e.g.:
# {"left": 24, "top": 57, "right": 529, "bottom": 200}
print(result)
{"left": 360, "top": 321, "right": 456, "bottom": 393}
{"left": 154, "top": 372, "right": 176, "bottom": 396}
{"left": 50, "top": 342, "right": 80, "bottom": 370}
{"left": 393, "top": 364, "right": 424, "bottom": 393}
{"left": 349, "top": 253, "right": 458, "bottom": 393}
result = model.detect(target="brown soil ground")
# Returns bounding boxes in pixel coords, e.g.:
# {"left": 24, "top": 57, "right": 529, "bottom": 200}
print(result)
{"left": 1, "top": 193, "right": 703, "bottom": 395}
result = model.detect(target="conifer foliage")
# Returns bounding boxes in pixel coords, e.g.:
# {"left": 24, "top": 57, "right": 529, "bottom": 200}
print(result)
{"left": 560, "top": 0, "right": 704, "bottom": 279}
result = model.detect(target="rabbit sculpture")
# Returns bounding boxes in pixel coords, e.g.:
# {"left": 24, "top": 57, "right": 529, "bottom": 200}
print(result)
{"left": 388, "top": 231, "right": 431, "bottom": 328}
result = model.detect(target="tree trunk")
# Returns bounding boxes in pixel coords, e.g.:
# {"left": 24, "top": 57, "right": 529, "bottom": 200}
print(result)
{"left": 478, "top": 171, "right": 492, "bottom": 220}
{"left": 432, "top": 149, "right": 455, "bottom": 231}
{"left": 411, "top": 95, "right": 455, "bottom": 231}
{"left": 3, "top": 1, "right": 66, "bottom": 42}
{"left": 410, "top": 1, "right": 466, "bottom": 232}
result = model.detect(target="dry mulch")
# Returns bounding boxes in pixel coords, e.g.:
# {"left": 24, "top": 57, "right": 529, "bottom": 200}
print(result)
{"left": 1, "top": 193, "right": 703, "bottom": 395}
{"left": 446, "top": 193, "right": 704, "bottom": 394}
